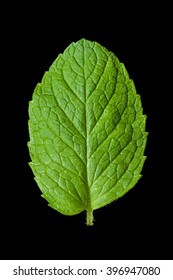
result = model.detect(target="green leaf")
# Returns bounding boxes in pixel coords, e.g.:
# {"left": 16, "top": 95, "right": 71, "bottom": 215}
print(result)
{"left": 28, "top": 38, "right": 148, "bottom": 225}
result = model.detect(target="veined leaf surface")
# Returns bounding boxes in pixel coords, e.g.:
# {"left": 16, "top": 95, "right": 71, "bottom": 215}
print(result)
{"left": 28, "top": 38, "right": 147, "bottom": 225}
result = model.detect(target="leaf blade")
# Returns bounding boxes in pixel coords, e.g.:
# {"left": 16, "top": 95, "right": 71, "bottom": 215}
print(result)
{"left": 28, "top": 38, "right": 147, "bottom": 224}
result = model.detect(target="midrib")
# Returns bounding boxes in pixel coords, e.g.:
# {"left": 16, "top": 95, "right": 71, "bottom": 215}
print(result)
{"left": 83, "top": 41, "right": 93, "bottom": 226}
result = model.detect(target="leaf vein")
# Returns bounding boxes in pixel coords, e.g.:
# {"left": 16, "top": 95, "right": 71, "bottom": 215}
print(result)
{"left": 38, "top": 106, "right": 86, "bottom": 165}
{"left": 91, "top": 140, "right": 138, "bottom": 198}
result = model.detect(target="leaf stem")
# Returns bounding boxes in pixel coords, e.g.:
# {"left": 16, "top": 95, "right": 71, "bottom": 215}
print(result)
{"left": 86, "top": 208, "right": 94, "bottom": 226}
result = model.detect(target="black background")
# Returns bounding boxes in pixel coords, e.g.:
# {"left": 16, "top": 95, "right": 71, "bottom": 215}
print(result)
{"left": 1, "top": 3, "right": 172, "bottom": 260}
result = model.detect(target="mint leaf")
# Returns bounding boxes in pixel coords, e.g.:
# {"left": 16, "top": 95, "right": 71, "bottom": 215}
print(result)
{"left": 28, "top": 39, "right": 148, "bottom": 225}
